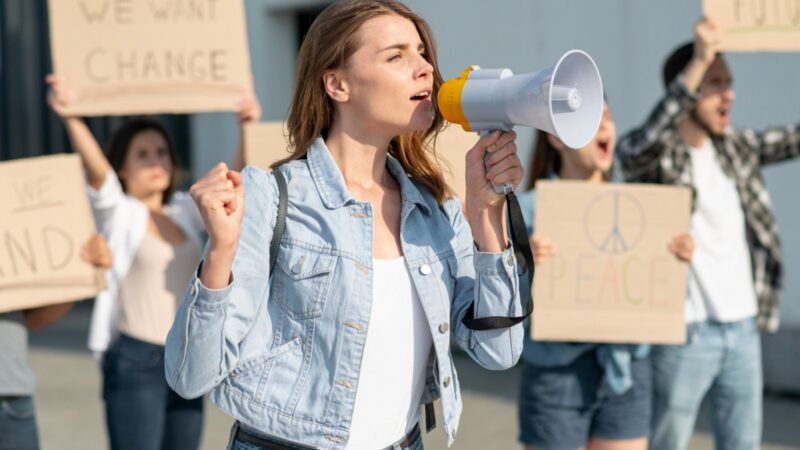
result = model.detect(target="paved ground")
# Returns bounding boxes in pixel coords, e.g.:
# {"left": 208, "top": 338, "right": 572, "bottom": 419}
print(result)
{"left": 27, "top": 302, "right": 800, "bottom": 450}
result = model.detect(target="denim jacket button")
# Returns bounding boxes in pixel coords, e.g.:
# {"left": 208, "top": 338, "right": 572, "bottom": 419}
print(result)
{"left": 443, "top": 377, "right": 451, "bottom": 388}
{"left": 438, "top": 322, "right": 449, "bottom": 334}
{"left": 419, "top": 264, "right": 431, "bottom": 275}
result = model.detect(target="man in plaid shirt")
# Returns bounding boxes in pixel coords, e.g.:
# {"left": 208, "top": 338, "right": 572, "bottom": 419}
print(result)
{"left": 617, "top": 17, "right": 800, "bottom": 450}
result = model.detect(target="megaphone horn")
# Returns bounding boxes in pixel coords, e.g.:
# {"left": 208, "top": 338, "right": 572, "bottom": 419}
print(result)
{"left": 438, "top": 50, "right": 604, "bottom": 194}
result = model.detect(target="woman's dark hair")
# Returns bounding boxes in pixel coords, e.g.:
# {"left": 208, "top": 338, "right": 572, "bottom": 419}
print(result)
{"left": 526, "top": 132, "right": 562, "bottom": 190}
{"left": 106, "top": 118, "right": 179, "bottom": 205}
{"left": 526, "top": 97, "right": 611, "bottom": 190}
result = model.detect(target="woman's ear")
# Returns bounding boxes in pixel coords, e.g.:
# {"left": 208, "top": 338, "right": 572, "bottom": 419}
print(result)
{"left": 546, "top": 133, "right": 568, "bottom": 152}
{"left": 323, "top": 70, "right": 349, "bottom": 103}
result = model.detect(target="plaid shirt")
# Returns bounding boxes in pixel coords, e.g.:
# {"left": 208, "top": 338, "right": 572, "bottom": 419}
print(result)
{"left": 617, "top": 78, "right": 800, "bottom": 333}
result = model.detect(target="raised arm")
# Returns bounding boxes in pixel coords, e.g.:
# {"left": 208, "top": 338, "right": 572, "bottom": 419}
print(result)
{"left": 231, "top": 94, "right": 262, "bottom": 171}
{"left": 46, "top": 75, "right": 111, "bottom": 190}
{"left": 617, "top": 18, "right": 719, "bottom": 180}
{"left": 447, "top": 131, "right": 526, "bottom": 370}
{"left": 447, "top": 197, "right": 525, "bottom": 370}
{"left": 165, "top": 166, "right": 278, "bottom": 398}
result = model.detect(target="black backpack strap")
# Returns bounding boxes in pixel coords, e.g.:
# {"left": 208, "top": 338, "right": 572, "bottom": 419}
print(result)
{"left": 269, "top": 170, "right": 288, "bottom": 276}
{"left": 461, "top": 191, "right": 534, "bottom": 330}
{"left": 424, "top": 402, "right": 436, "bottom": 433}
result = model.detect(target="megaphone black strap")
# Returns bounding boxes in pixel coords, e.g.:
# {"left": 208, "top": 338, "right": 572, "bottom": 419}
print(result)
{"left": 461, "top": 191, "right": 534, "bottom": 330}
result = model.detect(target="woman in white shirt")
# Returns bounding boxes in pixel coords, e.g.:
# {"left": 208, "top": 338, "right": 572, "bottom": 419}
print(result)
{"left": 170, "top": 1, "right": 526, "bottom": 449}
{"left": 46, "top": 75, "right": 260, "bottom": 450}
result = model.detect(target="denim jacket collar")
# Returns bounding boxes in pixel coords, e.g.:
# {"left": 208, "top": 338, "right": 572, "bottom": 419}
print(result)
{"left": 307, "top": 136, "right": 432, "bottom": 215}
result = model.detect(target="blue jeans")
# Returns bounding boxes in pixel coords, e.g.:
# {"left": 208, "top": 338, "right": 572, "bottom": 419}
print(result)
{"left": 0, "top": 396, "right": 39, "bottom": 450}
{"left": 103, "top": 334, "right": 204, "bottom": 450}
{"left": 650, "top": 318, "right": 762, "bottom": 450}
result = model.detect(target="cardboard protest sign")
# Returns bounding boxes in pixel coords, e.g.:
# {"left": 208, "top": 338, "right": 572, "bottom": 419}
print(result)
{"left": 48, "top": 0, "right": 253, "bottom": 116}
{"left": 243, "top": 122, "right": 290, "bottom": 171}
{"left": 704, "top": 0, "right": 800, "bottom": 51}
{"left": 0, "top": 155, "right": 105, "bottom": 313}
{"left": 431, "top": 125, "right": 479, "bottom": 201}
{"left": 532, "top": 181, "right": 691, "bottom": 344}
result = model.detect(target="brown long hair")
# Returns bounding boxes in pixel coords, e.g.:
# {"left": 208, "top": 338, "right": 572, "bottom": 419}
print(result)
{"left": 272, "top": 0, "right": 452, "bottom": 203}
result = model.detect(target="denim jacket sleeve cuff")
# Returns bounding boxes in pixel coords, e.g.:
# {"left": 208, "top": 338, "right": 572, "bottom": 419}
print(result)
{"left": 473, "top": 243, "right": 516, "bottom": 276}
{"left": 472, "top": 243, "right": 522, "bottom": 316}
{"left": 189, "top": 263, "right": 234, "bottom": 311}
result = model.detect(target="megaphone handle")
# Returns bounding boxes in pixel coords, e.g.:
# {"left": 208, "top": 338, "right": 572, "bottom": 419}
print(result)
{"left": 480, "top": 130, "right": 514, "bottom": 195}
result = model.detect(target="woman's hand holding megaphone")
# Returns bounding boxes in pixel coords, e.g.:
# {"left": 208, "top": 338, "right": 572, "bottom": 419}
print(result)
{"left": 463, "top": 130, "right": 523, "bottom": 252}
{"left": 465, "top": 130, "right": 523, "bottom": 205}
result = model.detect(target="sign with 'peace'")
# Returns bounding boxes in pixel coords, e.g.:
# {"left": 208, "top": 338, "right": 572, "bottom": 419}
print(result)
{"left": 532, "top": 181, "right": 691, "bottom": 344}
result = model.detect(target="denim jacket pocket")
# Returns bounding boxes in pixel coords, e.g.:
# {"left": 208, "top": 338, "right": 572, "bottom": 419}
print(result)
{"left": 233, "top": 337, "right": 303, "bottom": 376}
{"left": 273, "top": 244, "right": 337, "bottom": 319}
{"left": 227, "top": 337, "right": 303, "bottom": 402}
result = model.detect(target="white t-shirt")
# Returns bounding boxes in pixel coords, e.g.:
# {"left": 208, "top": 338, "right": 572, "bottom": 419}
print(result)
{"left": 685, "top": 139, "right": 758, "bottom": 323}
{"left": 346, "top": 257, "right": 432, "bottom": 449}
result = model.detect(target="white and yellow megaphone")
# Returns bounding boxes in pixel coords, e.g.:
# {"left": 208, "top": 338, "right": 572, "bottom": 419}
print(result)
{"left": 438, "top": 49, "right": 603, "bottom": 194}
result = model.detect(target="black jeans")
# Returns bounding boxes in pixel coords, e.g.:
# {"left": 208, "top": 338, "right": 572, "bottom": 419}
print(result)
{"left": 102, "top": 334, "right": 203, "bottom": 450}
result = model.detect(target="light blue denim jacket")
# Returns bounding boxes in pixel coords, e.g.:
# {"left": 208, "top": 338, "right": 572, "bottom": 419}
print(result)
{"left": 165, "top": 137, "right": 525, "bottom": 449}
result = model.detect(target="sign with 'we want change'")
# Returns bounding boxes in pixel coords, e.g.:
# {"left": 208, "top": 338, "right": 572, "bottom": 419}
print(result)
{"left": 48, "top": 0, "right": 253, "bottom": 116}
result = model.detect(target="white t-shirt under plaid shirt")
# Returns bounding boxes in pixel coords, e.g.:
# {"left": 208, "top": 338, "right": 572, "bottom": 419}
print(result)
{"left": 685, "top": 139, "right": 757, "bottom": 323}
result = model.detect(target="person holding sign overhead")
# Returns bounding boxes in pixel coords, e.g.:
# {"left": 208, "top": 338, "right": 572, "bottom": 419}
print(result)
{"left": 45, "top": 75, "right": 261, "bottom": 450}
{"left": 515, "top": 101, "right": 693, "bottom": 450}
{"left": 165, "top": 1, "right": 527, "bottom": 449}
{"left": 0, "top": 234, "right": 112, "bottom": 450}
{"left": 617, "top": 17, "right": 800, "bottom": 450}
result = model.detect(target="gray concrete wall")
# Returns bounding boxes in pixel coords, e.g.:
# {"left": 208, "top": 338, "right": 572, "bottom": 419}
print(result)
{"left": 189, "top": 0, "right": 800, "bottom": 390}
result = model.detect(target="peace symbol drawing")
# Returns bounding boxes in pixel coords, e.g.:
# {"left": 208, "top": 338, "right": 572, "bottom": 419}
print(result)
{"left": 583, "top": 191, "right": 645, "bottom": 254}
